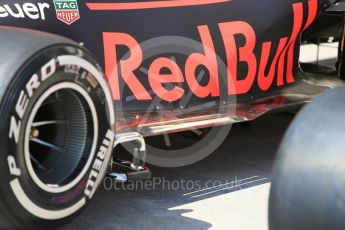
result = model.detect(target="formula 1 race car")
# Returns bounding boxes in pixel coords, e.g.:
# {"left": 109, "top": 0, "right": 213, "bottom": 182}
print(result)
{"left": 0, "top": 0, "right": 344, "bottom": 229}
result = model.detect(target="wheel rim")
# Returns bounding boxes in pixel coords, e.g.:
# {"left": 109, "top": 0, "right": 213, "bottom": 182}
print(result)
{"left": 24, "top": 82, "right": 99, "bottom": 194}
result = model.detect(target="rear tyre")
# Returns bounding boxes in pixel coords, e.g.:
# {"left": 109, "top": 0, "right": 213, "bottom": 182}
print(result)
{"left": 0, "top": 28, "right": 115, "bottom": 229}
{"left": 269, "top": 86, "right": 345, "bottom": 230}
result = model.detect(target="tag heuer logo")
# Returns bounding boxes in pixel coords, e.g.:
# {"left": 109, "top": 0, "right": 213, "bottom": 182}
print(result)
{"left": 53, "top": 0, "right": 80, "bottom": 25}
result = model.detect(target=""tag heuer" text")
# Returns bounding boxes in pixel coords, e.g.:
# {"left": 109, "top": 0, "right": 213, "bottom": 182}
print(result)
{"left": 53, "top": 0, "right": 80, "bottom": 25}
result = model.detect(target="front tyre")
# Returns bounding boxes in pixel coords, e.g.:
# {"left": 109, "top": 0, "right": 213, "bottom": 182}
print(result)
{"left": 0, "top": 28, "right": 115, "bottom": 229}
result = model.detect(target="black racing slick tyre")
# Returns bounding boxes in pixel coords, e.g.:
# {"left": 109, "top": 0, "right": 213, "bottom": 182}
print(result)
{"left": 269, "top": 86, "right": 345, "bottom": 230}
{"left": 0, "top": 27, "right": 115, "bottom": 229}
